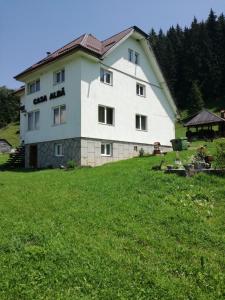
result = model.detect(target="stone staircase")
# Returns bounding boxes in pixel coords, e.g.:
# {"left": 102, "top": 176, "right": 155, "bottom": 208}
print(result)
{"left": 1, "top": 145, "right": 25, "bottom": 169}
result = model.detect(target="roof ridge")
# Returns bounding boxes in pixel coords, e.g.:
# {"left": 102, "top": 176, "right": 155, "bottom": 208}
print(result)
{"left": 205, "top": 109, "right": 225, "bottom": 121}
{"left": 80, "top": 33, "right": 89, "bottom": 46}
{"left": 50, "top": 33, "right": 86, "bottom": 56}
{"left": 88, "top": 33, "right": 99, "bottom": 39}
{"left": 101, "top": 26, "right": 133, "bottom": 43}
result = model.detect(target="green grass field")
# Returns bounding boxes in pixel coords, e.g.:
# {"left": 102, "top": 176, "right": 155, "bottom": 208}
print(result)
{"left": 0, "top": 151, "right": 224, "bottom": 299}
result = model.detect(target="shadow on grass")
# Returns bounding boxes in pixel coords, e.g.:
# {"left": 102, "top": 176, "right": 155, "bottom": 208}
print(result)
{"left": 0, "top": 165, "right": 92, "bottom": 173}
{"left": 0, "top": 167, "right": 45, "bottom": 173}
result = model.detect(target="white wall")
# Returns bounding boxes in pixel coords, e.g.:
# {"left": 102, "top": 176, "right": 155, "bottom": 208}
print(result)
{"left": 20, "top": 55, "right": 81, "bottom": 144}
{"left": 81, "top": 36, "right": 175, "bottom": 146}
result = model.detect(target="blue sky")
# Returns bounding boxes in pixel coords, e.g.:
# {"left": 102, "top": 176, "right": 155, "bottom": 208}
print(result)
{"left": 1, "top": 0, "right": 224, "bottom": 89}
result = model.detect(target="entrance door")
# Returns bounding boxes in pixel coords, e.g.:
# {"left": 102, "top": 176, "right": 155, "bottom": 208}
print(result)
{"left": 29, "top": 145, "right": 38, "bottom": 168}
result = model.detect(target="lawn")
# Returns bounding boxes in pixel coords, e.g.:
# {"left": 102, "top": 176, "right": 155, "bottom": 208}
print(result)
{"left": 0, "top": 122, "right": 20, "bottom": 147}
{"left": 0, "top": 149, "right": 224, "bottom": 299}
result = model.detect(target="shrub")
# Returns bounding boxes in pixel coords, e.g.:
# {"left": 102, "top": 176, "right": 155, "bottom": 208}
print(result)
{"left": 139, "top": 148, "right": 145, "bottom": 157}
{"left": 66, "top": 160, "right": 77, "bottom": 169}
{"left": 214, "top": 139, "right": 225, "bottom": 169}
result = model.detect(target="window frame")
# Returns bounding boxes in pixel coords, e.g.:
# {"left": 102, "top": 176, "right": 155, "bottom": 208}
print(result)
{"left": 54, "top": 143, "right": 64, "bottom": 157}
{"left": 101, "top": 143, "right": 112, "bottom": 157}
{"left": 128, "top": 49, "right": 140, "bottom": 65}
{"left": 136, "top": 114, "right": 147, "bottom": 131}
{"left": 135, "top": 52, "right": 139, "bottom": 65}
{"left": 27, "top": 110, "right": 40, "bottom": 131}
{"left": 100, "top": 68, "right": 113, "bottom": 85}
{"left": 27, "top": 79, "right": 40, "bottom": 94}
{"left": 53, "top": 104, "right": 66, "bottom": 126}
{"left": 128, "top": 49, "right": 133, "bottom": 62}
{"left": 98, "top": 105, "right": 114, "bottom": 126}
{"left": 53, "top": 69, "right": 65, "bottom": 85}
{"left": 136, "top": 83, "right": 146, "bottom": 97}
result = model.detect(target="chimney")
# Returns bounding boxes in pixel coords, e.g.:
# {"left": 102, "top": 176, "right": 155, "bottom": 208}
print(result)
{"left": 221, "top": 110, "right": 225, "bottom": 119}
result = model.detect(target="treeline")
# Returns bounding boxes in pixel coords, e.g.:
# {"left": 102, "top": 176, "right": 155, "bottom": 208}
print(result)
{"left": 149, "top": 9, "right": 225, "bottom": 114}
{"left": 0, "top": 86, "right": 19, "bottom": 128}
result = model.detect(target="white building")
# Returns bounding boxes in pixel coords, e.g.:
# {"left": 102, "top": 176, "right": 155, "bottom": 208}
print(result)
{"left": 15, "top": 26, "right": 177, "bottom": 168}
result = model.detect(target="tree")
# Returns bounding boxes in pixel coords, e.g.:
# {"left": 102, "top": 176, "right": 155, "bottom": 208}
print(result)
{"left": 187, "top": 82, "right": 204, "bottom": 115}
{"left": 0, "top": 86, "right": 19, "bottom": 128}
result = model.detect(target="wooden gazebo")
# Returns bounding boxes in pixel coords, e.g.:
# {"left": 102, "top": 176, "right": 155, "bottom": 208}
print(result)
{"left": 184, "top": 109, "right": 225, "bottom": 141}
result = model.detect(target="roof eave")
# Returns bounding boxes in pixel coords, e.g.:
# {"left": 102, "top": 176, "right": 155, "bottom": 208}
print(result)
{"left": 142, "top": 39, "right": 177, "bottom": 116}
{"left": 132, "top": 26, "right": 149, "bottom": 38}
{"left": 184, "top": 121, "right": 225, "bottom": 127}
{"left": 14, "top": 45, "right": 101, "bottom": 81}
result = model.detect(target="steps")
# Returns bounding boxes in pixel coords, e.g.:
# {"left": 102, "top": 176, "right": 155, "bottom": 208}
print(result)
{"left": 1, "top": 145, "right": 25, "bottom": 169}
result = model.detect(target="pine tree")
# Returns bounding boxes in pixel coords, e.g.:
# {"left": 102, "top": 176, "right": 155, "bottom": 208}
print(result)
{"left": 148, "top": 28, "right": 158, "bottom": 47}
{"left": 187, "top": 82, "right": 205, "bottom": 115}
{"left": 217, "top": 13, "right": 225, "bottom": 103}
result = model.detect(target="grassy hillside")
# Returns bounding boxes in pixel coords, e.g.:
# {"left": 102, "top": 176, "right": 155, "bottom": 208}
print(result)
{"left": 0, "top": 151, "right": 224, "bottom": 299}
{"left": 0, "top": 122, "right": 19, "bottom": 147}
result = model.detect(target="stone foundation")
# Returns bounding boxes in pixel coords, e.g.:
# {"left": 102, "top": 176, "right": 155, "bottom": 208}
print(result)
{"left": 25, "top": 137, "right": 172, "bottom": 168}
{"left": 25, "top": 138, "right": 81, "bottom": 168}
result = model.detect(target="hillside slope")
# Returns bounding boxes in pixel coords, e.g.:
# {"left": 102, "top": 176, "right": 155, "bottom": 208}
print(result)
{"left": 0, "top": 122, "right": 20, "bottom": 147}
{"left": 0, "top": 152, "right": 224, "bottom": 299}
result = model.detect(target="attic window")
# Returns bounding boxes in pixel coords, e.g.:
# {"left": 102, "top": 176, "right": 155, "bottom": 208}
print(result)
{"left": 128, "top": 49, "right": 140, "bottom": 65}
{"left": 128, "top": 49, "right": 133, "bottom": 62}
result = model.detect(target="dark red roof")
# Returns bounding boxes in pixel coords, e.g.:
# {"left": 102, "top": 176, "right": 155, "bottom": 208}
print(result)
{"left": 15, "top": 26, "right": 142, "bottom": 80}
{"left": 184, "top": 109, "right": 225, "bottom": 127}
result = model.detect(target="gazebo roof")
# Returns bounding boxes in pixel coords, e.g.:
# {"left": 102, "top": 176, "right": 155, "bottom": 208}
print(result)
{"left": 184, "top": 109, "right": 225, "bottom": 127}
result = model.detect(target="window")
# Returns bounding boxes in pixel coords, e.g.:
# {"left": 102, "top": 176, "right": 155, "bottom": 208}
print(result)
{"left": 34, "top": 110, "right": 40, "bottom": 129}
{"left": 136, "top": 83, "right": 145, "bottom": 97}
{"left": 128, "top": 49, "right": 139, "bottom": 65}
{"left": 134, "top": 146, "right": 138, "bottom": 151}
{"left": 101, "top": 143, "right": 112, "bottom": 156}
{"left": 128, "top": 49, "right": 133, "bottom": 62}
{"left": 53, "top": 105, "right": 66, "bottom": 125}
{"left": 100, "top": 68, "right": 113, "bottom": 85}
{"left": 136, "top": 114, "right": 147, "bottom": 131}
{"left": 27, "top": 79, "right": 40, "bottom": 94}
{"left": 54, "top": 69, "right": 65, "bottom": 84}
{"left": 27, "top": 110, "right": 40, "bottom": 131}
{"left": 98, "top": 105, "right": 114, "bottom": 125}
{"left": 135, "top": 52, "right": 139, "bottom": 65}
{"left": 54, "top": 144, "right": 63, "bottom": 156}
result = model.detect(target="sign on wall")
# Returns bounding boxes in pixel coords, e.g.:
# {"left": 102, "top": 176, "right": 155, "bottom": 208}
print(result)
{"left": 33, "top": 87, "right": 65, "bottom": 105}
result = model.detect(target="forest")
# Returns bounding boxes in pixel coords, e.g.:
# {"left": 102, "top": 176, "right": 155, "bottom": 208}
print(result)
{"left": 149, "top": 9, "right": 225, "bottom": 114}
